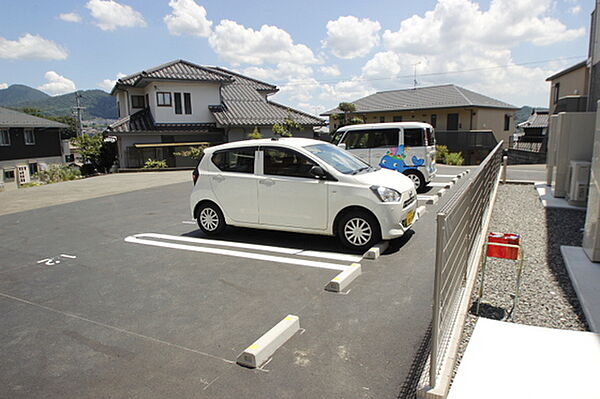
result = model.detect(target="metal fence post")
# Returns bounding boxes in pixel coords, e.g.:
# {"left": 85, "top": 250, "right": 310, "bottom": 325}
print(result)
{"left": 501, "top": 155, "right": 508, "bottom": 184}
{"left": 430, "top": 212, "right": 446, "bottom": 388}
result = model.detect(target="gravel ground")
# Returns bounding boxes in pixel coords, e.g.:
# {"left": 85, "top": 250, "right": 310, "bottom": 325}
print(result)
{"left": 454, "top": 183, "right": 589, "bottom": 377}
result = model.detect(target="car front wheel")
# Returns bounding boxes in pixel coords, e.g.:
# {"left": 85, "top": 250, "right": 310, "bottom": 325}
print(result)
{"left": 405, "top": 170, "right": 426, "bottom": 193}
{"left": 337, "top": 211, "right": 381, "bottom": 252}
{"left": 196, "top": 203, "right": 226, "bottom": 235}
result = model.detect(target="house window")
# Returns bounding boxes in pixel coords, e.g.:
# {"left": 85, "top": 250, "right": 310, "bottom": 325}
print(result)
{"left": 431, "top": 114, "right": 437, "bottom": 128}
{"left": 29, "top": 163, "right": 38, "bottom": 176}
{"left": 379, "top": 116, "right": 385, "bottom": 123}
{"left": 0, "top": 129, "right": 9, "bottom": 146}
{"left": 4, "top": 169, "right": 15, "bottom": 181}
{"left": 184, "top": 93, "right": 192, "bottom": 114}
{"left": 174, "top": 93, "right": 182, "bottom": 114}
{"left": 553, "top": 83, "right": 560, "bottom": 104}
{"left": 116, "top": 101, "right": 120, "bottom": 118}
{"left": 131, "top": 95, "right": 145, "bottom": 108}
{"left": 24, "top": 129, "right": 35, "bottom": 145}
{"left": 393, "top": 116, "right": 402, "bottom": 122}
{"left": 504, "top": 114, "right": 511, "bottom": 131}
{"left": 156, "top": 92, "right": 172, "bottom": 106}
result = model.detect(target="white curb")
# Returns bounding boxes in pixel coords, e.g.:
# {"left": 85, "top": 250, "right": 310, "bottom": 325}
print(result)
{"left": 325, "top": 263, "right": 362, "bottom": 292}
{"left": 364, "top": 241, "right": 389, "bottom": 260}
{"left": 237, "top": 315, "right": 300, "bottom": 369}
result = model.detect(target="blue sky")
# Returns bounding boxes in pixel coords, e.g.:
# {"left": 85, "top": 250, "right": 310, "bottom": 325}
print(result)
{"left": 0, "top": 0, "right": 592, "bottom": 115}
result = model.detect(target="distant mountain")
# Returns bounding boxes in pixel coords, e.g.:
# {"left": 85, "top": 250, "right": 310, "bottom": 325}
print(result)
{"left": 0, "top": 85, "right": 117, "bottom": 119}
{"left": 0, "top": 84, "right": 50, "bottom": 106}
{"left": 515, "top": 106, "right": 548, "bottom": 125}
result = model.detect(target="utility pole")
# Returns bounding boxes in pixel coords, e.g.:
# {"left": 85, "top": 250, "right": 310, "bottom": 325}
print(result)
{"left": 72, "top": 92, "right": 85, "bottom": 136}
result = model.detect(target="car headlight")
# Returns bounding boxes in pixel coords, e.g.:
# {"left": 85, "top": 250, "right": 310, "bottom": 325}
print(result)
{"left": 370, "top": 185, "right": 401, "bottom": 202}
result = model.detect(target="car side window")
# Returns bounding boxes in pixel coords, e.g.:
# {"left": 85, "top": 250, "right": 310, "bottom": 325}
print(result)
{"left": 369, "top": 129, "right": 399, "bottom": 148}
{"left": 404, "top": 128, "right": 425, "bottom": 147}
{"left": 343, "top": 130, "right": 370, "bottom": 149}
{"left": 212, "top": 147, "right": 256, "bottom": 173}
{"left": 263, "top": 147, "right": 317, "bottom": 178}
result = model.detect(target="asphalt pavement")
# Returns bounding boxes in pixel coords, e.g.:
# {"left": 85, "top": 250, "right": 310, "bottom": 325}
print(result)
{"left": 0, "top": 166, "right": 471, "bottom": 399}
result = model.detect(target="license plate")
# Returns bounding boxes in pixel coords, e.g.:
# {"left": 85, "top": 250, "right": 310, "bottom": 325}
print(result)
{"left": 406, "top": 210, "right": 415, "bottom": 226}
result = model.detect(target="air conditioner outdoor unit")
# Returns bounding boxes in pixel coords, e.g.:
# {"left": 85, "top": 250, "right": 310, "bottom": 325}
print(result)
{"left": 567, "top": 160, "right": 591, "bottom": 206}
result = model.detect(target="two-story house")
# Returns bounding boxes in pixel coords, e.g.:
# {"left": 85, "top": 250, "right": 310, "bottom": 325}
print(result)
{"left": 321, "top": 84, "right": 518, "bottom": 164}
{"left": 107, "top": 60, "right": 324, "bottom": 168}
{"left": 0, "top": 106, "right": 67, "bottom": 186}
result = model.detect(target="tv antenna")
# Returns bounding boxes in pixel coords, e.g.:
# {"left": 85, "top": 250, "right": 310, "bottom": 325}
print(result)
{"left": 413, "top": 61, "right": 421, "bottom": 89}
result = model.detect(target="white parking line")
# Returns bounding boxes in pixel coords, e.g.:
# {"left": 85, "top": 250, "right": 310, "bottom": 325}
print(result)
{"left": 429, "top": 181, "right": 453, "bottom": 187}
{"left": 436, "top": 174, "right": 458, "bottom": 178}
{"left": 125, "top": 234, "right": 352, "bottom": 271}
{"left": 130, "top": 233, "right": 362, "bottom": 262}
{"left": 182, "top": 220, "right": 196, "bottom": 225}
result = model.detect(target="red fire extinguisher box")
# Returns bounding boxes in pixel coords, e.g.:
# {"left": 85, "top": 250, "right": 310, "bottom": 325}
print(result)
{"left": 487, "top": 232, "right": 521, "bottom": 260}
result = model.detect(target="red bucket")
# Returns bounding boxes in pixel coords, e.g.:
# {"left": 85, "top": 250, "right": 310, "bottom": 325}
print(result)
{"left": 487, "top": 232, "right": 520, "bottom": 260}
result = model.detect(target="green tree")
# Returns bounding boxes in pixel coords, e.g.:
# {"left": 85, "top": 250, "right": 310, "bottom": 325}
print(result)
{"left": 248, "top": 126, "right": 263, "bottom": 139}
{"left": 71, "top": 134, "right": 103, "bottom": 172}
{"left": 174, "top": 146, "right": 206, "bottom": 160}
{"left": 272, "top": 112, "right": 302, "bottom": 137}
{"left": 332, "top": 102, "right": 362, "bottom": 129}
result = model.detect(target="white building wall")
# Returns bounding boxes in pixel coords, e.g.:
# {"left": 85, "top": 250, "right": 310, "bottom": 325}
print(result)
{"left": 141, "top": 82, "right": 221, "bottom": 124}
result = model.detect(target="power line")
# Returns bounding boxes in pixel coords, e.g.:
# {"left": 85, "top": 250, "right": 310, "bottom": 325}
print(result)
{"left": 271, "top": 55, "right": 586, "bottom": 88}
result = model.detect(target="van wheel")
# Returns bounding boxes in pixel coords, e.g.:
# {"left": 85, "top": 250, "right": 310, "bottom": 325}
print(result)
{"left": 405, "top": 170, "right": 426, "bottom": 193}
{"left": 197, "top": 203, "right": 226, "bottom": 235}
{"left": 337, "top": 211, "right": 381, "bottom": 252}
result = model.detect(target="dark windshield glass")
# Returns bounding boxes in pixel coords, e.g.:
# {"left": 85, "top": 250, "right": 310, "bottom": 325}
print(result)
{"left": 404, "top": 128, "right": 425, "bottom": 147}
{"left": 426, "top": 128, "right": 435, "bottom": 146}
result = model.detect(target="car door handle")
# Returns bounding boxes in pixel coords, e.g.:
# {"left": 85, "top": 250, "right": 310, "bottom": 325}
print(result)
{"left": 259, "top": 179, "right": 275, "bottom": 186}
{"left": 212, "top": 175, "right": 225, "bottom": 182}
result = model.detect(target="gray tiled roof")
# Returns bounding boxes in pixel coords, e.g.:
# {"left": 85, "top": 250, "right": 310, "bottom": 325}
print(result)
{"left": 0, "top": 106, "right": 68, "bottom": 128}
{"left": 517, "top": 112, "right": 549, "bottom": 129}
{"left": 205, "top": 66, "right": 324, "bottom": 127}
{"left": 115, "top": 60, "right": 232, "bottom": 90}
{"left": 321, "top": 84, "right": 518, "bottom": 115}
{"left": 108, "top": 108, "right": 216, "bottom": 133}
{"left": 110, "top": 60, "right": 324, "bottom": 130}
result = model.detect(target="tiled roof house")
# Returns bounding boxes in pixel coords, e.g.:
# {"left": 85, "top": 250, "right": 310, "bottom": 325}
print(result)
{"left": 107, "top": 60, "right": 324, "bottom": 168}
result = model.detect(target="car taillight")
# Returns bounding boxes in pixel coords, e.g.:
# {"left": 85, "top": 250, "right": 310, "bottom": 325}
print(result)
{"left": 192, "top": 172, "right": 198, "bottom": 185}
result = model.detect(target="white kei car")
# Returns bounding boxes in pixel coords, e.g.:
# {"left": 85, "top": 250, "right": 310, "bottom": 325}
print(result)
{"left": 190, "top": 137, "right": 418, "bottom": 251}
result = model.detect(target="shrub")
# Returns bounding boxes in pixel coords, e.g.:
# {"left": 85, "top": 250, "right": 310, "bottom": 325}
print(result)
{"left": 248, "top": 127, "right": 262, "bottom": 140}
{"left": 436, "top": 145, "right": 449, "bottom": 163}
{"left": 143, "top": 159, "right": 168, "bottom": 169}
{"left": 35, "top": 164, "right": 81, "bottom": 184}
{"left": 174, "top": 146, "right": 206, "bottom": 160}
{"left": 444, "top": 152, "right": 464, "bottom": 165}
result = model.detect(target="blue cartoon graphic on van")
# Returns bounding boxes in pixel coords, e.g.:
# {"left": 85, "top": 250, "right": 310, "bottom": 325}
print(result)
{"left": 379, "top": 145, "right": 425, "bottom": 172}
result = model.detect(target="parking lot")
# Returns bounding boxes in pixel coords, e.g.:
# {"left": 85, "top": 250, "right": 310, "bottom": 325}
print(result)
{"left": 0, "top": 165, "right": 470, "bottom": 399}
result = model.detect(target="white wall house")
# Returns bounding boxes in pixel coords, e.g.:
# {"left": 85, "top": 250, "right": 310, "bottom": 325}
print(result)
{"left": 107, "top": 60, "right": 324, "bottom": 169}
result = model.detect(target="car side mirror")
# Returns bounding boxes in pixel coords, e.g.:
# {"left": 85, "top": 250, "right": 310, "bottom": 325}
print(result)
{"left": 309, "top": 166, "right": 326, "bottom": 179}
{"left": 337, "top": 143, "right": 346, "bottom": 150}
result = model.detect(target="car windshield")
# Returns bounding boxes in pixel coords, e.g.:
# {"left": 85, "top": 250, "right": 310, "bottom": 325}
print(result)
{"left": 304, "top": 143, "right": 370, "bottom": 174}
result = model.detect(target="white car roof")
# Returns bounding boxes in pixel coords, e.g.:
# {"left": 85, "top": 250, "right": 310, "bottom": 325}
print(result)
{"left": 337, "top": 122, "right": 432, "bottom": 132}
{"left": 204, "top": 137, "right": 326, "bottom": 153}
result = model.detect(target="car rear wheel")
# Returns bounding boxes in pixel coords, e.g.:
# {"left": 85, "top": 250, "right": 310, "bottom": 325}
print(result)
{"left": 405, "top": 170, "right": 426, "bottom": 193}
{"left": 197, "top": 203, "right": 226, "bottom": 235}
{"left": 337, "top": 211, "right": 381, "bottom": 252}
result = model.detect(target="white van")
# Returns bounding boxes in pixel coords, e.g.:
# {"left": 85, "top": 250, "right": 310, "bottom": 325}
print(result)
{"left": 332, "top": 122, "right": 436, "bottom": 192}
{"left": 190, "top": 138, "right": 418, "bottom": 251}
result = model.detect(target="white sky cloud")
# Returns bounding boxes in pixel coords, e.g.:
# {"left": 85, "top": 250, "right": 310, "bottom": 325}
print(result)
{"left": 86, "top": 0, "right": 146, "bottom": 31}
{"left": 164, "top": 0, "right": 212, "bottom": 37}
{"left": 59, "top": 12, "right": 82, "bottom": 23}
{"left": 570, "top": 5, "right": 582, "bottom": 14}
{"left": 37, "top": 71, "right": 76, "bottom": 96}
{"left": 0, "top": 33, "right": 68, "bottom": 60}
{"left": 0, "top": 83, "right": 8, "bottom": 89}
{"left": 208, "top": 20, "right": 318, "bottom": 65}
{"left": 323, "top": 16, "right": 381, "bottom": 59}
{"left": 98, "top": 72, "right": 126, "bottom": 91}
{"left": 320, "top": 65, "right": 341, "bottom": 76}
